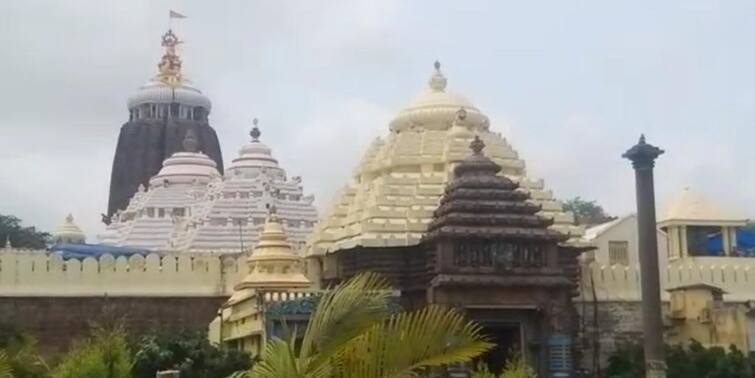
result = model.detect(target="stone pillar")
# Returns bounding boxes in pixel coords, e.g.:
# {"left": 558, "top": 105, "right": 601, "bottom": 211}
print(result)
{"left": 623, "top": 135, "right": 666, "bottom": 378}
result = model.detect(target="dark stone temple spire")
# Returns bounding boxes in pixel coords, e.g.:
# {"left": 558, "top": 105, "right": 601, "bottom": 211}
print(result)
{"left": 106, "top": 29, "right": 223, "bottom": 219}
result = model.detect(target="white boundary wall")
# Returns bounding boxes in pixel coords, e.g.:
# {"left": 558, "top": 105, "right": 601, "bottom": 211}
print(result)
{"left": 0, "top": 250, "right": 247, "bottom": 297}
{"left": 580, "top": 257, "right": 755, "bottom": 303}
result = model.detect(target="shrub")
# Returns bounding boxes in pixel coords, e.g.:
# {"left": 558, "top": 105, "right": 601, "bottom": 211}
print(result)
{"left": 131, "top": 330, "right": 251, "bottom": 378}
{"left": 606, "top": 340, "right": 755, "bottom": 378}
{"left": 52, "top": 326, "right": 131, "bottom": 378}
{"left": 0, "top": 323, "right": 49, "bottom": 378}
{"left": 471, "top": 353, "right": 537, "bottom": 378}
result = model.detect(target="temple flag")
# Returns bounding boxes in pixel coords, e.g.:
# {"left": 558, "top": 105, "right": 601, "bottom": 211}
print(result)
{"left": 169, "top": 10, "right": 187, "bottom": 19}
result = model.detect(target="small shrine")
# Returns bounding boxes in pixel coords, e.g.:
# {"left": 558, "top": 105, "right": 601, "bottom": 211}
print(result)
{"left": 209, "top": 206, "right": 313, "bottom": 355}
{"left": 51, "top": 214, "right": 86, "bottom": 245}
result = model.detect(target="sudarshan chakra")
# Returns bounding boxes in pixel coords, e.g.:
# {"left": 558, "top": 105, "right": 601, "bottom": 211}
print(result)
{"left": 308, "top": 62, "right": 585, "bottom": 256}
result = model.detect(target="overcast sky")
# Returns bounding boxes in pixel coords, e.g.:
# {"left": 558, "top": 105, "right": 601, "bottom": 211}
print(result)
{"left": 1, "top": 1, "right": 754, "bottom": 238}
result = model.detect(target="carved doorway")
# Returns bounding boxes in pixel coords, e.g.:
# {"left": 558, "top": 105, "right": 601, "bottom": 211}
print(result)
{"left": 479, "top": 322, "right": 523, "bottom": 374}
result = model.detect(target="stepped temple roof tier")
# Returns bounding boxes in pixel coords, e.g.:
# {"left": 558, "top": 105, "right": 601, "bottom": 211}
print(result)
{"left": 425, "top": 136, "right": 567, "bottom": 243}
{"left": 100, "top": 132, "right": 221, "bottom": 250}
{"left": 107, "top": 29, "right": 223, "bottom": 218}
{"left": 52, "top": 214, "right": 86, "bottom": 244}
{"left": 101, "top": 121, "right": 318, "bottom": 255}
{"left": 228, "top": 209, "right": 312, "bottom": 304}
{"left": 416, "top": 139, "right": 583, "bottom": 377}
{"left": 308, "top": 63, "right": 583, "bottom": 255}
{"left": 176, "top": 121, "right": 318, "bottom": 253}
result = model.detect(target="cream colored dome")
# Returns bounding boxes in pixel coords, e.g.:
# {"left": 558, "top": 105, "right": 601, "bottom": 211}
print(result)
{"left": 389, "top": 61, "right": 489, "bottom": 132}
{"left": 128, "top": 80, "right": 211, "bottom": 111}
{"left": 127, "top": 29, "right": 211, "bottom": 112}
{"left": 53, "top": 214, "right": 86, "bottom": 244}
{"left": 149, "top": 130, "right": 220, "bottom": 187}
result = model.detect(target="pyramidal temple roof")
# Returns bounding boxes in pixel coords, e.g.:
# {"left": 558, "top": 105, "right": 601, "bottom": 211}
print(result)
{"left": 228, "top": 210, "right": 312, "bottom": 304}
{"left": 425, "top": 136, "right": 566, "bottom": 242}
{"left": 659, "top": 187, "right": 748, "bottom": 227}
{"left": 308, "top": 63, "right": 583, "bottom": 255}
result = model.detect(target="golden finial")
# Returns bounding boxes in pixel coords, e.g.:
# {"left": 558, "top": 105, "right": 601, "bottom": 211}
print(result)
{"left": 156, "top": 29, "right": 184, "bottom": 85}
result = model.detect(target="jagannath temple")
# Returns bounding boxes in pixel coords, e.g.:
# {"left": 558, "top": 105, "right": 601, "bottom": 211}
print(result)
{"left": 106, "top": 29, "right": 224, "bottom": 220}
{"left": 100, "top": 31, "right": 318, "bottom": 254}
{"left": 9, "top": 22, "right": 755, "bottom": 378}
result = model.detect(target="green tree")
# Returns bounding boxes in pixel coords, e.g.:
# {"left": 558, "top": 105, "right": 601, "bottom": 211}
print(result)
{"left": 562, "top": 197, "right": 616, "bottom": 226}
{"left": 52, "top": 325, "right": 131, "bottom": 378}
{"left": 131, "top": 330, "right": 251, "bottom": 378}
{"left": 0, "top": 214, "right": 50, "bottom": 249}
{"left": 248, "top": 272, "right": 493, "bottom": 378}
{"left": 606, "top": 340, "right": 755, "bottom": 378}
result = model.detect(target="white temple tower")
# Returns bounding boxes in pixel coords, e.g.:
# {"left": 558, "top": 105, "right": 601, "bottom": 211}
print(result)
{"left": 100, "top": 121, "right": 318, "bottom": 255}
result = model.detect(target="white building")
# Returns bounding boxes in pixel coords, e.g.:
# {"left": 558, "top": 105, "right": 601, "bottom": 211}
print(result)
{"left": 584, "top": 187, "right": 748, "bottom": 266}
{"left": 583, "top": 214, "right": 668, "bottom": 266}
{"left": 100, "top": 124, "right": 318, "bottom": 255}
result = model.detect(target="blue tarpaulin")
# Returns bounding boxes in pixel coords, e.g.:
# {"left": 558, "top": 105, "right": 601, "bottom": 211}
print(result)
{"left": 49, "top": 243, "right": 148, "bottom": 260}
{"left": 707, "top": 230, "right": 755, "bottom": 257}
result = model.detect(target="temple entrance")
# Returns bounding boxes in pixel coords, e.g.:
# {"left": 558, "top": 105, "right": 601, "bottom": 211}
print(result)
{"left": 479, "top": 323, "right": 522, "bottom": 374}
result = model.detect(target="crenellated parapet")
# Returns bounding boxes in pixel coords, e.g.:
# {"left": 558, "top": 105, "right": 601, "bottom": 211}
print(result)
{"left": 0, "top": 250, "right": 248, "bottom": 297}
{"left": 578, "top": 257, "right": 755, "bottom": 303}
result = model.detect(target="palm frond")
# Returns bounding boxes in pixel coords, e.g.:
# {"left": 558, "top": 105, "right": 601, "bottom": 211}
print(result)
{"left": 249, "top": 338, "right": 301, "bottom": 378}
{"left": 299, "top": 272, "right": 392, "bottom": 370}
{"left": 335, "top": 305, "right": 494, "bottom": 377}
{"left": 0, "top": 351, "right": 13, "bottom": 378}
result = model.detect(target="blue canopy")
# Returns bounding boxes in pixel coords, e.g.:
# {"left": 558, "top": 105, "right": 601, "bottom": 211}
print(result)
{"left": 49, "top": 243, "right": 148, "bottom": 260}
{"left": 707, "top": 230, "right": 755, "bottom": 257}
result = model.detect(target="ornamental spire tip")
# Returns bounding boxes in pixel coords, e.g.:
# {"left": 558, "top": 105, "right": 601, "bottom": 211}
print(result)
{"left": 156, "top": 29, "right": 183, "bottom": 85}
{"left": 470, "top": 135, "right": 485, "bottom": 155}
{"left": 429, "top": 60, "right": 447, "bottom": 91}
{"left": 250, "top": 118, "right": 261, "bottom": 141}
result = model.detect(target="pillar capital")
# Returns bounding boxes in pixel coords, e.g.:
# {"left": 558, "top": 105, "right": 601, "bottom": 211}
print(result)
{"left": 623, "top": 134, "right": 664, "bottom": 169}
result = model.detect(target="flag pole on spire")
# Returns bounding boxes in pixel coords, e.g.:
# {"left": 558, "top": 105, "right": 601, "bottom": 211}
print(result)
{"left": 168, "top": 10, "right": 187, "bottom": 29}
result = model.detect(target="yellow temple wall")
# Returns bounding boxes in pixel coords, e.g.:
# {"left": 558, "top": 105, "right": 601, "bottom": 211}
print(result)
{"left": 0, "top": 250, "right": 247, "bottom": 297}
{"left": 579, "top": 258, "right": 755, "bottom": 302}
